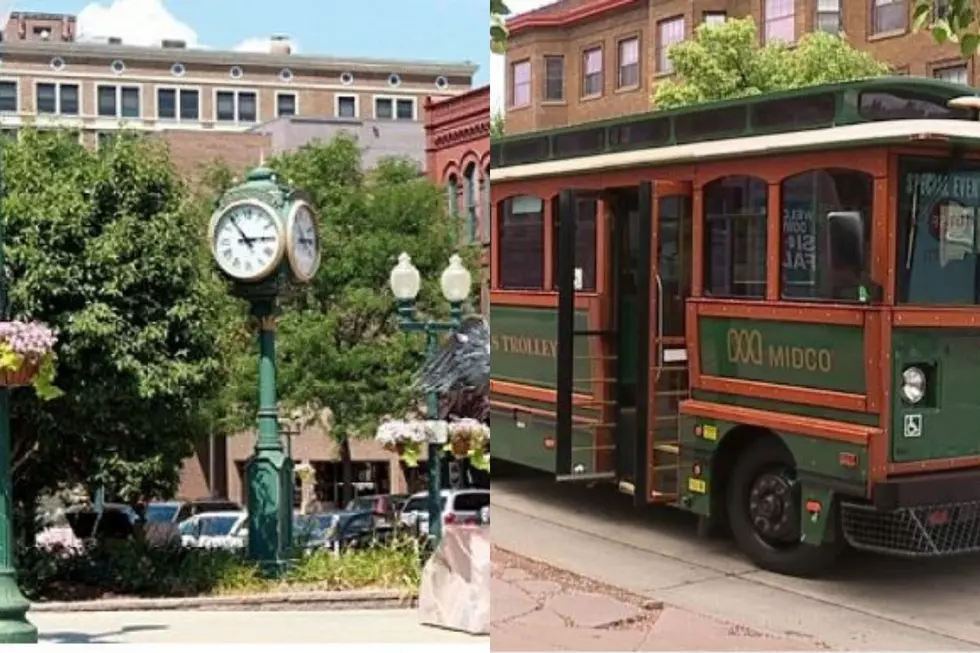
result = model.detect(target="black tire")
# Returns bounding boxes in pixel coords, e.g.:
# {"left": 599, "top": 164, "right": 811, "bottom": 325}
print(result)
{"left": 727, "top": 438, "right": 844, "bottom": 578}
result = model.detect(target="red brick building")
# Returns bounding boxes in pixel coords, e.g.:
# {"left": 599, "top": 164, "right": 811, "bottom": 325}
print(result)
{"left": 424, "top": 86, "right": 491, "bottom": 309}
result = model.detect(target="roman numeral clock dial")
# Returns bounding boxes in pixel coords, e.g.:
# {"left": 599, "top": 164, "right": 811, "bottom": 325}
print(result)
{"left": 285, "top": 200, "right": 321, "bottom": 282}
{"left": 209, "top": 200, "right": 285, "bottom": 282}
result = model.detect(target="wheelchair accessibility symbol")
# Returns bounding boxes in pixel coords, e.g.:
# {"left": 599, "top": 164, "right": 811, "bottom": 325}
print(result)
{"left": 903, "top": 414, "right": 923, "bottom": 439}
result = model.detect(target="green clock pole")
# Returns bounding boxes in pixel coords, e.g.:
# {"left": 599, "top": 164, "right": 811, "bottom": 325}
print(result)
{"left": 0, "top": 127, "right": 38, "bottom": 643}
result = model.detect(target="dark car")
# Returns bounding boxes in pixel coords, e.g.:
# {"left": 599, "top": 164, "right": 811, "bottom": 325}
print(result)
{"left": 144, "top": 499, "right": 242, "bottom": 524}
{"left": 294, "top": 511, "right": 395, "bottom": 552}
{"left": 64, "top": 503, "right": 141, "bottom": 540}
{"left": 344, "top": 494, "right": 410, "bottom": 525}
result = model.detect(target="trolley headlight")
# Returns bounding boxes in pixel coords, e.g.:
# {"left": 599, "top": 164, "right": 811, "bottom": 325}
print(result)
{"left": 900, "top": 366, "right": 926, "bottom": 404}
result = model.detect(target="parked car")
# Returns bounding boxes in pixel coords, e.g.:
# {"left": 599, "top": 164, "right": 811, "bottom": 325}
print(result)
{"left": 178, "top": 511, "right": 247, "bottom": 550}
{"left": 294, "top": 511, "right": 394, "bottom": 552}
{"left": 399, "top": 489, "right": 490, "bottom": 535}
{"left": 63, "top": 503, "right": 141, "bottom": 541}
{"left": 344, "top": 494, "right": 410, "bottom": 526}
{"left": 144, "top": 498, "right": 242, "bottom": 524}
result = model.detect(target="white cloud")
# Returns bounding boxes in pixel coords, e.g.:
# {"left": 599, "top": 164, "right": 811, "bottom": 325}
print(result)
{"left": 491, "top": 0, "right": 561, "bottom": 115}
{"left": 234, "top": 37, "right": 301, "bottom": 54}
{"left": 76, "top": 0, "right": 199, "bottom": 47}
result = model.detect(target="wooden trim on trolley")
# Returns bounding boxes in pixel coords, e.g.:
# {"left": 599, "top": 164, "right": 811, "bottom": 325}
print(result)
{"left": 489, "top": 290, "right": 594, "bottom": 309}
{"left": 870, "top": 317, "right": 893, "bottom": 482}
{"left": 765, "top": 181, "right": 781, "bottom": 301}
{"left": 887, "top": 456, "right": 980, "bottom": 475}
{"left": 893, "top": 307, "right": 980, "bottom": 327}
{"left": 490, "top": 379, "right": 594, "bottom": 407}
{"left": 490, "top": 398, "right": 598, "bottom": 426}
{"left": 680, "top": 399, "right": 877, "bottom": 445}
{"left": 699, "top": 375, "right": 867, "bottom": 413}
{"left": 689, "top": 299, "right": 867, "bottom": 325}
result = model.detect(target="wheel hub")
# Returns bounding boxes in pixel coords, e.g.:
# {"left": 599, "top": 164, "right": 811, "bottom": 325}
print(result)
{"left": 748, "top": 472, "right": 797, "bottom": 543}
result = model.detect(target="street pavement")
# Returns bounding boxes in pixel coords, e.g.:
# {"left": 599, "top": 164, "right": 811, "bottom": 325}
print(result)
{"left": 492, "top": 546, "right": 813, "bottom": 651}
{"left": 492, "top": 474, "right": 980, "bottom": 651}
{"left": 32, "top": 609, "right": 489, "bottom": 644}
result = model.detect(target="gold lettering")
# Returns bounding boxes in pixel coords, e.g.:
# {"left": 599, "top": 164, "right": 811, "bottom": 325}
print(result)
{"left": 729, "top": 329, "right": 833, "bottom": 372}
{"left": 493, "top": 333, "right": 559, "bottom": 358}
{"left": 767, "top": 345, "right": 786, "bottom": 367}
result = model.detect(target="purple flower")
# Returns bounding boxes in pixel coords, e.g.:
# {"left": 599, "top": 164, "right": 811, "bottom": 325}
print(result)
{"left": 0, "top": 321, "right": 58, "bottom": 358}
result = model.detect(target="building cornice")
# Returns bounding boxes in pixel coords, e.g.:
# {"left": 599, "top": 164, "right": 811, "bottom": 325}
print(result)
{"left": 0, "top": 40, "right": 480, "bottom": 78}
{"left": 507, "top": 0, "right": 639, "bottom": 36}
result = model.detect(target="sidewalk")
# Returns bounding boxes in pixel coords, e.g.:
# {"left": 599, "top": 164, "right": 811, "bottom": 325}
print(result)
{"left": 491, "top": 547, "right": 823, "bottom": 651}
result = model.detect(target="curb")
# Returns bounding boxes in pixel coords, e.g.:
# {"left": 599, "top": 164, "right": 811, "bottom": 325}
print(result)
{"left": 30, "top": 589, "right": 418, "bottom": 613}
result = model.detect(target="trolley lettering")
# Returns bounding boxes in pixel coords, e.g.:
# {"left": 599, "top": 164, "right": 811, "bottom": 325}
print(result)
{"left": 726, "top": 328, "right": 833, "bottom": 373}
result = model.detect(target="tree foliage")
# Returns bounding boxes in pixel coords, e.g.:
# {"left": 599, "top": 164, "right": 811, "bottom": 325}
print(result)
{"left": 914, "top": 0, "right": 980, "bottom": 57}
{"left": 653, "top": 18, "right": 890, "bottom": 109}
{"left": 491, "top": 0, "right": 510, "bottom": 54}
{"left": 491, "top": 113, "right": 505, "bottom": 140}
{"left": 5, "top": 130, "right": 233, "bottom": 505}
{"left": 223, "top": 137, "right": 475, "bottom": 503}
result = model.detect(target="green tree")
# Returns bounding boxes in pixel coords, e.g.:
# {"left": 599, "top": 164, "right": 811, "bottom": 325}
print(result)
{"left": 653, "top": 18, "right": 890, "bottom": 109}
{"left": 913, "top": 1, "right": 980, "bottom": 57}
{"left": 491, "top": 112, "right": 505, "bottom": 139}
{"left": 491, "top": 0, "right": 510, "bottom": 54}
{"left": 225, "top": 137, "right": 475, "bottom": 505}
{"left": 4, "top": 130, "right": 232, "bottom": 511}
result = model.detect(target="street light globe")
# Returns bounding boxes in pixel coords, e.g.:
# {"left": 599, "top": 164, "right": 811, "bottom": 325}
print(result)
{"left": 440, "top": 254, "right": 472, "bottom": 303}
{"left": 390, "top": 252, "right": 422, "bottom": 301}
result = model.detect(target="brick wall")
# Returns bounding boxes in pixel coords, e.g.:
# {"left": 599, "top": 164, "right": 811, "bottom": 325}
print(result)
{"left": 151, "top": 130, "right": 272, "bottom": 184}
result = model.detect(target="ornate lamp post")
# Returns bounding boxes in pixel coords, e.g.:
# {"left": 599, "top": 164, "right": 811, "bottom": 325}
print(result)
{"left": 209, "top": 167, "right": 321, "bottom": 571}
{"left": 389, "top": 252, "right": 472, "bottom": 545}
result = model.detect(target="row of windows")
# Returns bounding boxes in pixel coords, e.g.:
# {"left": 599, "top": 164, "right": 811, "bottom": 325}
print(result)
{"left": 0, "top": 80, "right": 418, "bottom": 123}
{"left": 509, "top": 0, "right": 948, "bottom": 108}
{"left": 496, "top": 169, "right": 873, "bottom": 303}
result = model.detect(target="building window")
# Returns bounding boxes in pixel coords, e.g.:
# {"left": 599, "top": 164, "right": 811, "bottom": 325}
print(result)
{"left": 97, "top": 85, "right": 141, "bottom": 119}
{"left": 511, "top": 60, "right": 531, "bottom": 107}
{"left": 816, "top": 0, "right": 841, "bottom": 33}
{"left": 703, "top": 176, "right": 768, "bottom": 299}
{"left": 582, "top": 47, "right": 603, "bottom": 97}
{"left": 764, "top": 0, "right": 795, "bottom": 43}
{"left": 446, "top": 175, "right": 459, "bottom": 217}
{"left": 277, "top": 93, "right": 297, "bottom": 117}
{"left": 0, "top": 81, "right": 16, "bottom": 113}
{"left": 934, "top": 63, "right": 968, "bottom": 85}
{"left": 703, "top": 11, "right": 727, "bottom": 25}
{"left": 37, "top": 83, "right": 79, "bottom": 116}
{"left": 336, "top": 94, "right": 357, "bottom": 118}
{"left": 551, "top": 195, "right": 597, "bottom": 292}
{"left": 657, "top": 17, "right": 685, "bottom": 73}
{"left": 464, "top": 163, "right": 479, "bottom": 243}
{"left": 121, "top": 87, "right": 140, "bottom": 118}
{"left": 97, "top": 85, "right": 116, "bottom": 117}
{"left": 374, "top": 96, "right": 415, "bottom": 120}
{"left": 97, "top": 132, "right": 116, "bottom": 149}
{"left": 932, "top": 0, "right": 950, "bottom": 20}
{"left": 780, "top": 169, "right": 873, "bottom": 301}
{"left": 498, "top": 196, "right": 545, "bottom": 290}
{"left": 157, "top": 87, "right": 199, "bottom": 121}
{"left": 617, "top": 37, "right": 640, "bottom": 89}
{"left": 871, "top": 0, "right": 907, "bottom": 34}
{"left": 544, "top": 55, "right": 564, "bottom": 101}
{"left": 215, "top": 90, "right": 257, "bottom": 123}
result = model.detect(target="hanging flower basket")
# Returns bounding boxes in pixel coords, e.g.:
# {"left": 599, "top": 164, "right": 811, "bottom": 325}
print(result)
{"left": 446, "top": 418, "right": 491, "bottom": 472}
{"left": 374, "top": 419, "right": 429, "bottom": 468}
{"left": 0, "top": 321, "right": 63, "bottom": 400}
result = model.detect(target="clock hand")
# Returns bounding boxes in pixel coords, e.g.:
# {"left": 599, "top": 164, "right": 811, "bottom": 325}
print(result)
{"left": 230, "top": 217, "right": 254, "bottom": 248}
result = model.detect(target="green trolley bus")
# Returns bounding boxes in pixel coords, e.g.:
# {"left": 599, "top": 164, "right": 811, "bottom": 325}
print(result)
{"left": 489, "top": 77, "right": 980, "bottom": 577}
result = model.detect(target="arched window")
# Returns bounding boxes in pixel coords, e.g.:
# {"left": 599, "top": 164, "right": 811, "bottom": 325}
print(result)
{"left": 780, "top": 169, "right": 873, "bottom": 301}
{"left": 463, "top": 163, "right": 479, "bottom": 243}
{"left": 446, "top": 174, "right": 459, "bottom": 218}
{"left": 498, "top": 195, "right": 545, "bottom": 290}
{"left": 481, "top": 164, "right": 491, "bottom": 243}
{"left": 703, "top": 176, "right": 768, "bottom": 298}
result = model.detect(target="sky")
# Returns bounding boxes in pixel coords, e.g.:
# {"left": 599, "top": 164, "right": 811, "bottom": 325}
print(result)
{"left": 3, "top": 0, "right": 488, "bottom": 84}
{"left": 491, "top": 0, "right": 557, "bottom": 113}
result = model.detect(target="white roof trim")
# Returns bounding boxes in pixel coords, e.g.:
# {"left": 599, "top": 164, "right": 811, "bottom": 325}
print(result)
{"left": 490, "top": 119, "right": 980, "bottom": 183}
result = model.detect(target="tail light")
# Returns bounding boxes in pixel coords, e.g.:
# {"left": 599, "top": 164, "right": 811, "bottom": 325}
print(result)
{"left": 443, "top": 513, "right": 456, "bottom": 525}
{"left": 443, "top": 513, "right": 479, "bottom": 526}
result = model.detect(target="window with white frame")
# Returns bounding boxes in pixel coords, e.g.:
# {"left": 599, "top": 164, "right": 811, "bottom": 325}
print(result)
{"left": 657, "top": 17, "right": 685, "bottom": 73}
{"left": 97, "top": 85, "right": 141, "bottom": 119}
{"left": 871, "top": 0, "right": 907, "bottom": 34}
{"left": 36, "top": 82, "right": 79, "bottom": 115}
{"left": 582, "top": 47, "right": 603, "bottom": 97}
{"left": 703, "top": 11, "right": 726, "bottom": 25}
{"left": 617, "top": 37, "right": 640, "bottom": 89}
{"left": 374, "top": 96, "right": 415, "bottom": 120}
{"left": 764, "top": 0, "right": 795, "bottom": 43}
{"left": 276, "top": 92, "right": 297, "bottom": 117}
{"left": 215, "top": 90, "right": 258, "bottom": 123}
{"left": 934, "top": 63, "right": 968, "bottom": 85}
{"left": 816, "top": 0, "right": 841, "bottom": 33}
{"left": 511, "top": 60, "right": 531, "bottom": 107}
{"left": 0, "top": 82, "right": 16, "bottom": 113}
{"left": 336, "top": 94, "right": 357, "bottom": 118}
{"left": 157, "top": 87, "right": 200, "bottom": 121}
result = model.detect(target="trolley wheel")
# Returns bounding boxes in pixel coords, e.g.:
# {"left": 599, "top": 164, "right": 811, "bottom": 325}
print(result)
{"left": 727, "top": 439, "right": 844, "bottom": 578}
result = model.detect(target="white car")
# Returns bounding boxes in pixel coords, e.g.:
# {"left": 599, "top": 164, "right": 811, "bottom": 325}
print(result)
{"left": 399, "top": 489, "right": 490, "bottom": 535}
{"left": 178, "top": 511, "right": 247, "bottom": 550}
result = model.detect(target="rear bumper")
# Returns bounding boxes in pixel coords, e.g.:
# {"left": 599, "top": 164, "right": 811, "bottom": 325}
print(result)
{"left": 841, "top": 468, "right": 980, "bottom": 557}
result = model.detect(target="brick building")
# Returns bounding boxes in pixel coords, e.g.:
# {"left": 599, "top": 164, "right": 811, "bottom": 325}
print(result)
{"left": 502, "top": 0, "right": 968, "bottom": 135}
{"left": 424, "top": 86, "right": 491, "bottom": 309}
{"left": 0, "top": 11, "right": 477, "bottom": 172}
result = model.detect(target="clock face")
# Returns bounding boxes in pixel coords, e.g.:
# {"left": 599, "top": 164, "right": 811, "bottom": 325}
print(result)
{"left": 286, "top": 201, "right": 321, "bottom": 282}
{"left": 210, "top": 201, "right": 284, "bottom": 281}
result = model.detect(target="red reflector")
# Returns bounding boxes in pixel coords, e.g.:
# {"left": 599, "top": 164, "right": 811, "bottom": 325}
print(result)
{"left": 805, "top": 500, "right": 822, "bottom": 514}
{"left": 839, "top": 452, "right": 858, "bottom": 468}
{"left": 543, "top": 437, "right": 556, "bottom": 450}
{"left": 927, "top": 510, "right": 950, "bottom": 526}
{"left": 692, "top": 462, "right": 702, "bottom": 477}
{"left": 694, "top": 425, "right": 703, "bottom": 437}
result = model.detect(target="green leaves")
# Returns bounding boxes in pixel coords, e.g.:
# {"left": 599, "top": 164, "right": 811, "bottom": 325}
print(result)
{"left": 491, "top": 0, "right": 510, "bottom": 54}
{"left": 914, "top": 0, "right": 980, "bottom": 56}
{"left": 653, "top": 18, "right": 890, "bottom": 109}
{"left": 491, "top": 113, "right": 505, "bottom": 140}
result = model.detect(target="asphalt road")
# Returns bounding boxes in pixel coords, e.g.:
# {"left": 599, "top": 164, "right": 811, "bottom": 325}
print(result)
{"left": 32, "top": 609, "right": 488, "bottom": 644}
{"left": 491, "top": 469, "right": 980, "bottom": 651}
